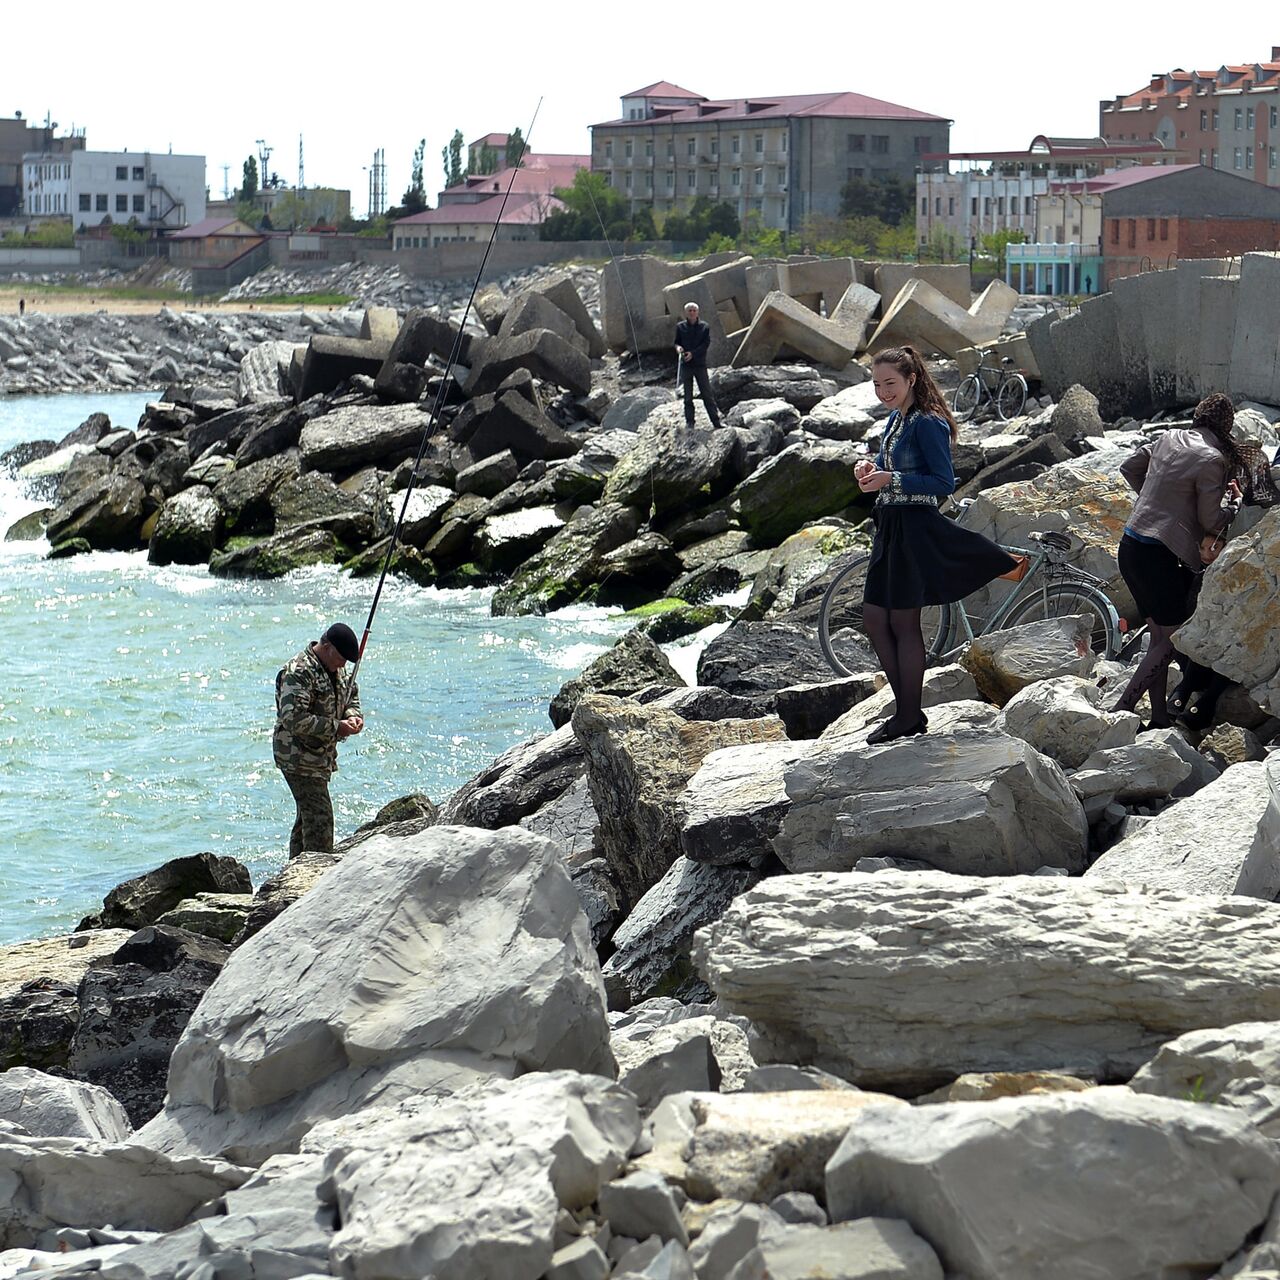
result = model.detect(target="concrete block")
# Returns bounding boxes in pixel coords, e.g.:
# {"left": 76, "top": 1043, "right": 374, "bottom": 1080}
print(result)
{"left": 1174, "top": 260, "right": 1229, "bottom": 405}
{"left": 1049, "top": 296, "right": 1125, "bottom": 418}
{"left": 533, "top": 273, "right": 608, "bottom": 358}
{"left": 1200, "top": 276, "right": 1239, "bottom": 396}
{"left": 298, "top": 334, "right": 391, "bottom": 400}
{"left": 745, "top": 262, "right": 783, "bottom": 318}
{"left": 969, "top": 280, "right": 1020, "bottom": 344}
{"left": 829, "top": 283, "right": 881, "bottom": 350}
{"left": 957, "top": 333, "right": 1040, "bottom": 381}
{"left": 778, "top": 258, "right": 857, "bottom": 316}
{"left": 662, "top": 271, "right": 740, "bottom": 367}
{"left": 1137, "top": 270, "right": 1180, "bottom": 411}
{"left": 360, "top": 307, "right": 400, "bottom": 344}
{"left": 866, "top": 278, "right": 1010, "bottom": 360}
{"left": 466, "top": 390, "right": 580, "bottom": 466}
{"left": 601, "top": 256, "right": 692, "bottom": 353}
{"left": 462, "top": 329, "right": 593, "bottom": 398}
{"left": 1228, "top": 252, "right": 1280, "bottom": 405}
{"left": 874, "top": 263, "right": 972, "bottom": 310}
{"left": 732, "top": 291, "right": 859, "bottom": 370}
{"left": 1025, "top": 311, "right": 1067, "bottom": 400}
{"left": 1110, "top": 275, "right": 1152, "bottom": 419}
{"left": 500, "top": 291, "right": 589, "bottom": 355}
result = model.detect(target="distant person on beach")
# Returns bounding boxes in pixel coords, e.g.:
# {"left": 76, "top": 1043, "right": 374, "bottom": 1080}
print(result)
{"left": 674, "top": 301, "right": 722, "bottom": 429}
{"left": 18, "top": 298, "right": 24, "bottom": 316}
{"left": 273, "top": 622, "right": 364, "bottom": 857}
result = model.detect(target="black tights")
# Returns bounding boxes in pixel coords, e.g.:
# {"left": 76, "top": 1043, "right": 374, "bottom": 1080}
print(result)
{"left": 1112, "top": 619, "right": 1178, "bottom": 725}
{"left": 863, "top": 604, "right": 926, "bottom": 727}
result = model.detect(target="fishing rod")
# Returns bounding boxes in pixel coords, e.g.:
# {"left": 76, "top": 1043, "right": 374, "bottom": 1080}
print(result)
{"left": 342, "top": 100, "right": 544, "bottom": 708}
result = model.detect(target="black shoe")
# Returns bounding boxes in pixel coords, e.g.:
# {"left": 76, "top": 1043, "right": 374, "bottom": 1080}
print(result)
{"left": 867, "top": 715, "right": 929, "bottom": 745}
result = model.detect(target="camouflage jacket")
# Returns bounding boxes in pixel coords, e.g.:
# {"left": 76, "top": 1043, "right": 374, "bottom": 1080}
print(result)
{"left": 273, "top": 643, "right": 361, "bottom": 778}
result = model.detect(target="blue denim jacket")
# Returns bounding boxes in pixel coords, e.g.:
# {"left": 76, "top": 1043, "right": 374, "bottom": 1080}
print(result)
{"left": 874, "top": 408, "right": 955, "bottom": 507}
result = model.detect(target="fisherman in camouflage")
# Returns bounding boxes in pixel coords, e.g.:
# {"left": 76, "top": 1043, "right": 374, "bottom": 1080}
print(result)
{"left": 273, "top": 622, "right": 364, "bottom": 856}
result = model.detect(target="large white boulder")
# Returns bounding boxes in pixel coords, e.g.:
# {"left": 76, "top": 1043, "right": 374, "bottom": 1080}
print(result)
{"left": 694, "top": 871, "right": 1280, "bottom": 1092}
{"left": 0, "top": 1067, "right": 131, "bottom": 1142}
{"left": 825, "top": 1088, "right": 1280, "bottom": 1280}
{"left": 998, "top": 675, "right": 1138, "bottom": 768}
{"left": 139, "top": 826, "right": 612, "bottom": 1162}
{"left": 960, "top": 614, "right": 1096, "bottom": 706}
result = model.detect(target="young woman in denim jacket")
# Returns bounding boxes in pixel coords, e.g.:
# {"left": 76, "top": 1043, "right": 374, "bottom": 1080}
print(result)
{"left": 854, "top": 346, "right": 1018, "bottom": 743}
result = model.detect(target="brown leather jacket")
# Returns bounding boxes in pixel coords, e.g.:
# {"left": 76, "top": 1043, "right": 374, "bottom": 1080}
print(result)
{"left": 1120, "top": 426, "right": 1241, "bottom": 570}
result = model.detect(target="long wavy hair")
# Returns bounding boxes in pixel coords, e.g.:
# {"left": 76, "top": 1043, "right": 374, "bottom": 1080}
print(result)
{"left": 872, "top": 345, "right": 959, "bottom": 443}
{"left": 1193, "top": 392, "right": 1246, "bottom": 476}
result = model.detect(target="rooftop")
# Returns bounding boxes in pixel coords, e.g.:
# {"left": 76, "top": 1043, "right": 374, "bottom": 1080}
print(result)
{"left": 393, "top": 191, "right": 564, "bottom": 228}
{"left": 622, "top": 81, "right": 704, "bottom": 99}
{"left": 595, "top": 89, "right": 948, "bottom": 129}
{"left": 165, "top": 217, "right": 257, "bottom": 239}
{"left": 1048, "top": 163, "right": 1200, "bottom": 194}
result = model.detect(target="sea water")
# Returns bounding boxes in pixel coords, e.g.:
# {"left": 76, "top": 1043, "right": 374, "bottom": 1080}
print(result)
{"left": 0, "top": 392, "right": 704, "bottom": 944}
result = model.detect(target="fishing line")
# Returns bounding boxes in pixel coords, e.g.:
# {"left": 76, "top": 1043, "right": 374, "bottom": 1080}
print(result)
{"left": 343, "top": 99, "right": 543, "bottom": 707}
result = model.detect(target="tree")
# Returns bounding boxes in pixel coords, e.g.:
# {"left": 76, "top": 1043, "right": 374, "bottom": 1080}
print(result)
{"left": 240, "top": 156, "right": 258, "bottom": 202}
{"left": 442, "top": 130, "right": 464, "bottom": 188}
{"left": 979, "top": 228, "right": 1029, "bottom": 275}
{"left": 505, "top": 128, "right": 525, "bottom": 169}
{"left": 402, "top": 139, "right": 427, "bottom": 215}
{"left": 475, "top": 143, "right": 498, "bottom": 176}
{"left": 541, "top": 168, "right": 628, "bottom": 240}
{"left": 664, "top": 197, "right": 740, "bottom": 245}
{"left": 839, "top": 173, "right": 913, "bottom": 225}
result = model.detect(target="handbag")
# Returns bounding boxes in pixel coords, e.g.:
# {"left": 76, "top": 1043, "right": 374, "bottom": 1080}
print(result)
{"left": 1237, "top": 441, "right": 1279, "bottom": 508}
{"left": 999, "top": 554, "right": 1030, "bottom": 582}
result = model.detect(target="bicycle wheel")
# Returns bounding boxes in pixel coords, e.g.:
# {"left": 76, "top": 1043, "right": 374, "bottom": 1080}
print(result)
{"left": 1002, "top": 579, "right": 1122, "bottom": 658}
{"left": 996, "top": 373, "right": 1028, "bottom": 421}
{"left": 818, "top": 553, "right": 952, "bottom": 677}
{"left": 953, "top": 374, "right": 982, "bottom": 422}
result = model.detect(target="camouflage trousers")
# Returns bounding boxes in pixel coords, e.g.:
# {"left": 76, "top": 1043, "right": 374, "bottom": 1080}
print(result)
{"left": 280, "top": 770, "right": 334, "bottom": 858}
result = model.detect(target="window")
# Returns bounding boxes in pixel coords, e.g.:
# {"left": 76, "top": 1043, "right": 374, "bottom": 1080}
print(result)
{"left": 777, "top": 167, "right": 786, "bottom": 188}
{"left": 604, "top": 141, "right": 612, "bottom": 160}
{"left": 645, "top": 173, "right": 653, "bottom": 190}
{"left": 1146, "top": 218, "right": 1156, "bottom": 238}
{"left": 847, "top": 133, "right": 865, "bottom": 152}
{"left": 602, "top": 173, "right": 612, "bottom": 187}
{"left": 754, "top": 134, "right": 763, "bottom": 154}
{"left": 1212, "top": 110, "right": 1220, "bottom": 128}
{"left": 95, "top": 193, "right": 107, "bottom": 211}
{"left": 115, "top": 165, "right": 127, "bottom": 180}
{"left": 1235, "top": 108, "right": 1243, "bottom": 129}
{"left": 132, "top": 166, "right": 144, "bottom": 181}
{"left": 666, "top": 140, "right": 674, "bottom": 158}
{"left": 1272, "top": 147, "right": 1278, "bottom": 169}
{"left": 1234, "top": 147, "right": 1243, "bottom": 168}
{"left": 1200, "top": 109, "right": 1208, "bottom": 129}
{"left": 731, "top": 135, "right": 741, "bottom": 155}
{"left": 1273, "top": 107, "right": 1279, "bottom": 128}
{"left": 872, "top": 135, "right": 890, "bottom": 154}
{"left": 1159, "top": 218, "right": 1169, "bottom": 240}
{"left": 948, "top": 196, "right": 955, "bottom": 215}
{"left": 984, "top": 197, "right": 992, "bottom": 215}
{"left": 687, "top": 137, "right": 696, "bottom": 156}
{"left": 624, "top": 173, "right": 632, "bottom": 190}
{"left": 1111, "top": 219, "right": 1120, "bottom": 244}
{"left": 665, "top": 170, "right": 674, "bottom": 189}
{"left": 731, "top": 168, "right": 741, "bottom": 187}
{"left": 1247, "top": 147, "right": 1254, "bottom": 170}
{"left": 1247, "top": 107, "right": 1255, "bottom": 128}
{"left": 1212, "top": 149, "right": 1219, "bottom": 168}
{"left": 753, "top": 166, "right": 763, "bottom": 187}
{"left": 971, "top": 196, "right": 978, "bottom": 215}
{"left": 913, "top": 136, "right": 932, "bottom": 153}
{"left": 846, "top": 167, "right": 864, "bottom": 180}
{"left": 1024, "top": 195, "right": 1033, "bottom": 214}
{"left": 624, "top": 140, "right": 633, "bottom": 159}
{"left": 1127, "top": 219, "right": 1136, "bottom": 248}
{"left": 997, "top": 196, "right": 1005, "bottom": 215}
{"left": 935, "top": 196, "right": 942, "bottom": 215}
{"left": 1199, "top": 148, "right": 1207, "bottom": 165}
{"left": 708, "top": 138, "right": 716, "bottom": 156}
{"left": 780, "top": 133, "right": 787, "bottom": 152}
{"left": 115, "top": 193, "right": 128, "bottom": 212}
{"left": 921, "top": 196, "right": 928, "bottom": 214}
{"left": 645, "top": 139, "right": 653, "bottom": 157}
{"left": 687, "top": 171, "right": 695, "bottom": 189}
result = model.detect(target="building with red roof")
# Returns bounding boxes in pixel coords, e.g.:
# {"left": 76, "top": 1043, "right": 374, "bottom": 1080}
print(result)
{"left": 391, "top": 150, "right": 587, "bottom": 249}
{"left": 1100, "top": 48, "right": 1280, "bottom": 186}
{"left": 592, "top": 82, "right": 951, "bottom": 233}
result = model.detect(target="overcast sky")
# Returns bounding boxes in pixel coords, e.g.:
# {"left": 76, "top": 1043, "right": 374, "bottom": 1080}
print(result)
{"left": 8, "top": 5, "right": 1278, "bottom": 215}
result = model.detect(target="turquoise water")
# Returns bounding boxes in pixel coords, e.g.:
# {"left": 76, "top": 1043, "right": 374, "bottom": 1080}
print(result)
{"left": 0, "top": 392, "right": 653, "bottom": 944}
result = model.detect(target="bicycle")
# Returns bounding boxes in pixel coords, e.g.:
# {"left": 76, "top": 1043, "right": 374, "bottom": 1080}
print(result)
{"left": 818, "top": 506, "right": 1124, "bottom": 678}
{"left": 952, "top": 349, "right": 1029, "bottom": 423}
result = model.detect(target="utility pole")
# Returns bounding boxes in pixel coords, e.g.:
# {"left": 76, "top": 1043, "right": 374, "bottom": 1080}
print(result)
{"left": 297, "top": 134, "right": 304, "bottom": 192}
{"left": 221, "top": 164, "right": 230, "bottom": 199}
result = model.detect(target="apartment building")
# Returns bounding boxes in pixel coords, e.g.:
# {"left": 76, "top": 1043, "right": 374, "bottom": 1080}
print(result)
{"left": 0, "top": 116, "right": 84, "bottom": 216}
{"left": 23, "top": 149, "right": 205, "bottom": 229}
{"left": 1100, "top": 48, "right": 1280, "bottom": 186}
{"left": 591, "top": 81, "right": 950, "bottom": 233}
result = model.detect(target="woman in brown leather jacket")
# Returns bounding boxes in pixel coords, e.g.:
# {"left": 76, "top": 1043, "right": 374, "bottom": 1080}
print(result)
{"left": 1111, "top": 393, "right": 1243, "bottom": 728}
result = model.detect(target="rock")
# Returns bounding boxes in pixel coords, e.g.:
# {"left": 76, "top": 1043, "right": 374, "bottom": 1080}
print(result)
{"left": 712, "top": 366, "right": 838, "bottom": 413}
{"left": 772, "top": 676, "right": 881, "bottom": 739}
{"left": 456, "top": 448, "right": 519, "bottom": 497}
{"left": 312, "top": 1071, "right": 638, "bottom": 1280}
{"left": 742, "top": 1065, "right": 858, "bottom": 1093}
{"left": 236, "top": 340, "right": 297, "bottom": 403}
{"left": 602, "top": 858, "right": 762, "bottom": 1009}
{"left": 802, "top": 386, "right": 878, "bottom": 441}
{"left": 235, "top": 852, "right": 339, "bottom": 943}
{"left": 1048, "top": 383, "right": 1104, "bottom": 439}
{"left": 997, "top": 674, "right": 1138, "bottom": 768}
{"left": 549, "top": 1237, "right": 612, "bottom": 1280}
{"left": 519, "top": 775, "right": 601, "bottom": 864}
{"left": 153, "top": 892, "right": 253, "bottom": 943}
{"left": 1131, "top": 1021, "right": 1280, "bottom": 1136}
{"left": 741, "top": 520, "right": 868, "bottom": 622}
{"left": 1, "top": 931, "right": 132, "bottom": 1003}
{"left": 270, "top": 471, "right": 376, "bottom": 543}
{"left": 600, "top": 1171, "right": 689, "bottom": 1247}
{"left": 440, "top": 723, "right": 584, "bottom": 828}
{"left": 208, "top": 522, "right": 352, "bottom": 577}
{"left": 825, "top": 1088, "right": 1280, "bottom": 1280}
{"left": 551, "top": 630, "right": 685, "bottom": 729}
{"left": 696, "top": 871, "right": 1280, "bottom": 1092}
{"left": 45, "top": 473, "right": 146, "bottom": 551}
{"left": 0, "top": 1067, "right": 132, "bottom": 1141}
{"left": 615, "top": 1238, "right": 695, "bottom": 1279}
{"left": 298, "top": 402, "right": 429, "bottom": 473}
{"left": 730, "top": 441, "right": 864, "bottom": 545}
{"left": 77, "top": 853, "right": 250, "bottom": 932}
{"left": 146, "top": 486, "right": 222, "bottom": 565}
{"left": 602, "top": 387, "right": 675, "bottom": 433}
{"left": 1201, "top": 723, "right": 1268, "bottom": 770}
{"left": 68, "top": 926, "right": 231, "bottom": 1128}
{"left": 727, "top": 1219, "right": 943, "bottom": 1280}
{"left": 235, "top": 404, "right": 309, "bottom": 466}
{"left": 698, "top": 621, "right": 870, "bottom": 700}
{"left": 602, "top": 423, "right": 736, "bottom": 516}
{"left": 773, "top": 728, "right": 1087, "bottom": 875}
{"left": 767, "top": 1192, "right": 827, "bottom": 1227}
{"left": 138, "top": 826, "right": 612, "bottom": 1162}
{"left": 914, "top": 1070, "right": 1094, "bottom": 1104}
{"left": 818, "top": 663, "right": 983, "bottom": 740}
{"left": 4, "top": 508, "right": 50, "bottom": 541}
{"left": 638, "top": 1091, "right": 906, "bottom": 1204}
{"left": 1086, "top": 760, "right": 1277, "bottom": 895}
{"left": 464, "top": 328, "right": 593, "bottom": 398}
{"left": 466, "top": 390, "right": 581, "bottom": 467}
{"left": 0, "top": 1135, "right": 245, "bottom": 1248}
{"left": 1069, "top": 733, "right": 1196, "bottom": 807}
{"left": 210, "top": 449, "right": 300, "bottom": 535}
{"left": 571, "top": 695, "right": 787, "bottom": 910}
{"left": 961, "top": 614, "right": 1097, "bottom": 705}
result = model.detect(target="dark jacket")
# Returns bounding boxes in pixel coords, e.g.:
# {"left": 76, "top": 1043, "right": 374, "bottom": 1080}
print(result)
{"left": 874, "top": 408, "right": 955, "bottom": 506}
{"left": 1120, "top": 426, "right": 1240, "bottom": 569}
{"left": 675, "top": 318, "right": 712, "bottom": 368}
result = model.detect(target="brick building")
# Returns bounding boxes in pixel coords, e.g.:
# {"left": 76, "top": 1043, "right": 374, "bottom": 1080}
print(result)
{"left": 1100, "top": 48, "right": 1280, "bottom": 185}
{"left": 591, "top": 81, "right": 950, "bottom": 233}
{"left": 1088, "top": 164, "right": 1280, "bottom": 285}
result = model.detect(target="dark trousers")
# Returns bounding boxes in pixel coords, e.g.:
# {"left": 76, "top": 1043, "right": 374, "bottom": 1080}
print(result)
{"left": 680, "top": 363, "right": 721, "bottom": 427}
{"left": 281, "top": 770, "right": 334, "bottom": 858}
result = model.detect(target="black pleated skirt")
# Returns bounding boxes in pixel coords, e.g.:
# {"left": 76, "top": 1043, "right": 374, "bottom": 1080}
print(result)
{"left": 863, "top": 504, "right": 1019, "bottom": 609}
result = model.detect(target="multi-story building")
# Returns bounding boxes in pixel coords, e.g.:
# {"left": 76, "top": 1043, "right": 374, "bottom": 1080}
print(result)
{"left": 23, "top": 149, "right": 205, "bottom": 229}
{"left": 1100, "top": 48, "right": 1280, "bottom": 187}
{"left": 0, "top": 116, "right": 84, "bottom": 216}
{"left": 391, "top": 151, "right": 585, "bottom": 248}
{"left": 591, "top": 81, "right": 950, "bottom": 233}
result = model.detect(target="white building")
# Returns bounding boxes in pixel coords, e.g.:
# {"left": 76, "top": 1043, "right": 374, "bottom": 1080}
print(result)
{"left": 23, "top": 149, "right": 205, "bottom": 228}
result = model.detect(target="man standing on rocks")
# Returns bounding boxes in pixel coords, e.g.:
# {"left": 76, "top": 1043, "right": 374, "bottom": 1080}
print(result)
{"left": 273, "top": 622, "right": 364, "bottom": 857}
{"left": 674, "top": 301, "right": 722, "bottom": 429}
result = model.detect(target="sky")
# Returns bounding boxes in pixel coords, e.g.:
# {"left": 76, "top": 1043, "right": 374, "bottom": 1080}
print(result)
{"left": 7, "top": 4, "right": 1279, "bottom": 216}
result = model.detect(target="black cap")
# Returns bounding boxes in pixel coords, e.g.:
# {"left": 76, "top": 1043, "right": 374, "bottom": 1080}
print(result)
{"left": 322, "top": 623, "right": 360, "bottom": 663}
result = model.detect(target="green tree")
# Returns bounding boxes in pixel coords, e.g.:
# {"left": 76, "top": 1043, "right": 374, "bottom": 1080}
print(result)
{"left": 505, "top": 128, "right": 525, "bottom": 168}
{"left": 665, "top": 197, "right": 740, "bottom": 244}
{"left": 476, "top": 143, "right": 498, "bottom": 176}
{"left": 442, "top": 130, "right": 464, "bottom": 188}
{"left": 923, "top": 223, "right": 965, "bottom": 262}
{"left": 240, "top": 156, "right": 259, "bottom": 202}
{"left": 541, "top": 169, "right": 628, "bottom": 240}
{"left": 839, "top": 174, "right": 913, "bottom": 224}
{"left": 978, "top": 227, "right": 1029, "bottom": 275}
{"left": 402, "top": 139, "right": 427, "bottom": 214}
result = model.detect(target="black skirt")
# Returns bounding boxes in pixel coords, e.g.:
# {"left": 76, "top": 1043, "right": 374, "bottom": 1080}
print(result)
{"left": 1117, "top": 532, "right": 1199, "bottom": 626}
{"left": 863, "top": 504, "right": 1019, "bottom": 609}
